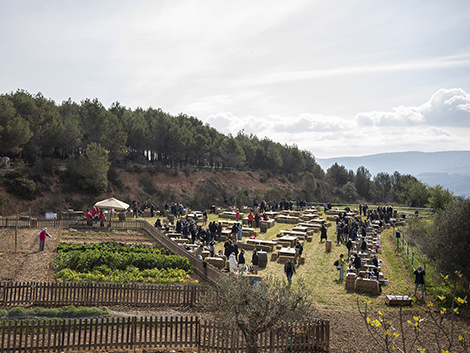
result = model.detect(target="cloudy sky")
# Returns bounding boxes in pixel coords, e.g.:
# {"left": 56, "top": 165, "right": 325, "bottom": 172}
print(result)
{"left": 1, "top": 0, "right": 470, "bottom": 158}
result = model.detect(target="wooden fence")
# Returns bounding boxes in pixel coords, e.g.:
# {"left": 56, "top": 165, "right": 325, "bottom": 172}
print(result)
{"left": 0, "top": 316, "right": 329, "bottom": 352}
{"left": 0, "top": 282, "right": 207, "bottom": 308}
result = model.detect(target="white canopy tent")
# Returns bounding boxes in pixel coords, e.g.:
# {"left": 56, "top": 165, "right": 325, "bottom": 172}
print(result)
{"left": 94, "top": 198, "right": 129, "bottom": 211}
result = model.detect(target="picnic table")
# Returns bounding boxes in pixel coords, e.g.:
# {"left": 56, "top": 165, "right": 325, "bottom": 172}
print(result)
{"left": 246, "top": 238, "right": 277, "bottom": 247}
{"left": 279, "top": 230, "right": 308, "bottom": 239}
{"left": 278, "top": 247, "right": 296, "bottom": 257}
{"left": 277, "top": 235, "right": 298, "bottom": 247}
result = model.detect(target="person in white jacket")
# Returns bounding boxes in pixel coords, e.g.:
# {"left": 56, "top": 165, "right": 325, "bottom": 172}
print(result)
{"left": 229, "top": 252, "right": 238, "bottom": 273}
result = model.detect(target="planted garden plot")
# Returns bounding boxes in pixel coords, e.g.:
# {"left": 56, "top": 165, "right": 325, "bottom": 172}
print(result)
{"left": 53, "top": 242, "right": 196, "bottom": 284}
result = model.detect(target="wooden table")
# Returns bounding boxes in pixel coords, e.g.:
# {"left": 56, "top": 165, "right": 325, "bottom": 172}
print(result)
{"left": 246, "top": 239, "right": 277, "bottom": 247}
{"left": 277, "top": 235, "right": 298, "bottom": 247}
{"left": 278, "top": 247, "right": 296, "bottom": 257}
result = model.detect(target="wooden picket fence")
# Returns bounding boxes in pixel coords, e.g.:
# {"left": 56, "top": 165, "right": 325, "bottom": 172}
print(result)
{"left": 0, "top": 316, "right": 329, "bottom": 352}
{"left": 0, "top": 282, "right": 207, "bottom": 308}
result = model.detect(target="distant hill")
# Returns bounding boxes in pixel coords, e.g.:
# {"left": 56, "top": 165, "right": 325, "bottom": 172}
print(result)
{"left": 317, "top": 151, "right": 470, "bottom": 197}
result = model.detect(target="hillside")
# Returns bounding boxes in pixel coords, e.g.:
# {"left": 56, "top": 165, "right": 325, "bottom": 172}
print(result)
{"left": 0, "top": 169, "right": 298, "bottom": 217}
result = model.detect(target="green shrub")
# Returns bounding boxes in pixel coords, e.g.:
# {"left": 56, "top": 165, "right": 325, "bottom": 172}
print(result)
{"left": 140, "top": 178, "right": 157, "bottom": 194}
{"left": 132, "top": 164, "right": 145, "bottom": 173}
{"left": 4, "top": 170, "right": 22, "bottom": 180}
{"left": 6, "top": 177, "right": 36, "bottom": 199}
{"left": 112, "top": 178, "right": 124, "bottom": 189}
{"left": 9, "top": 306, "right": 109, "bottom": 319}
{"left": 0, "top": 309, "right": 7, "bottom": 317}
{"left": 7, "top": 307, "right": 28, "bottom": 317}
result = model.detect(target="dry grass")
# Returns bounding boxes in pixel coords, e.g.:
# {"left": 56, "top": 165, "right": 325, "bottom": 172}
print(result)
{"left": 145, "top": 211, "right": 414, "bottom": 310}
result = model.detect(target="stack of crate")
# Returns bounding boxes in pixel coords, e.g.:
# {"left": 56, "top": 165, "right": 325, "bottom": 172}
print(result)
{"left": 355, "top": 278, "right": 380, "bottom": 294}
{"left": 345, "top": 272, "right": 356, "bottom": 291}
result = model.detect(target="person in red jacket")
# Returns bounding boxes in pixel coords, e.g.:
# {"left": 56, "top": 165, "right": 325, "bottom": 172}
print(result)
{"left": 92, "top": 206, "right": 100, "bottom": 218}
{"left": 99, "top": 211, "right": 106, "bottom": 227}
{"left": 37, "top": 228, "right": 52, "bottom": 251}
{"left": 248, "top": 213, "right": 254, "bottom": 227}
{"left": 86, "top": 209, "right": 92, "bottom": 226}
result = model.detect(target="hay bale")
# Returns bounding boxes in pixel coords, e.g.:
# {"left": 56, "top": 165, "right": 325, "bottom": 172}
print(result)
{"left": 271, "top": 251, "right": 279, "bottom": 261}
{"left": 277, "top": 255, "right": 291, "bottom": 263}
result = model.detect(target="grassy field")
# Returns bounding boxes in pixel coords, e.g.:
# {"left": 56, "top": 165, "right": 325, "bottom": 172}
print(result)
{"left": 199, "top": 210, "right": 415, "bottom": 310}
{"left": 121, "top": 209, "right": 451, "bottom": 312}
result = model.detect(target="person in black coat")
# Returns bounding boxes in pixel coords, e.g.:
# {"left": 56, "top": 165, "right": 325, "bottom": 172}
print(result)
{"left": 413, "top": 266, "right": 425, "bottom": 298}
{"left": 252, "top": 250, "right": 259, "bottom": 274}
{"left": 320, "top": 224, "right": 327, "bottom": 243}
{"left": 224, "top": 239, "right": 232, "bottom": 257}
{"left": 353, "top": 254, "right": 362, "bottom": 274}
{"left": 238, "top": 249, "right": 246, "bottom": 272}
{"left": 346, "top": 239, "right": 353, "bottom": 257}
{"left": 254, "top": 213, "right": 261, "bottom": 228}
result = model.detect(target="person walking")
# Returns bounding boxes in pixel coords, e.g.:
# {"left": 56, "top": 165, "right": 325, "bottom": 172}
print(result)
{"left": 413, "top": 266, "right": 425, "bottom": 299}
{"left": 37, "top": 228, "right": 52, "bottom": 251}
{"left": 338, "top": 254, "right": 345, "bottom": 281}
{"left": 284, "top": 258, "right": 296, "bottom": 284}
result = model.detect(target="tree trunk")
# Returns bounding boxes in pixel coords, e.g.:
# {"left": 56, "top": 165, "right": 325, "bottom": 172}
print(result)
{"left": 245, "top": 333, "right": 258, "bottom": 353}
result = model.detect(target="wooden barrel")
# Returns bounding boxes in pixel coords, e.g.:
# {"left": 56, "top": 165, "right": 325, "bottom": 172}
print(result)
{"left": 325, "top": 240, "right": 332, "bottom": 252}
{"left": 258, "top": 251, "right": 268, "bottom": 268}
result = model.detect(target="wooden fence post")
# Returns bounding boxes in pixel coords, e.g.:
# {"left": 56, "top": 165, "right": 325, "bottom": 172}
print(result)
{"left": 15, "top": 207, "right": 18, "bottom": 253}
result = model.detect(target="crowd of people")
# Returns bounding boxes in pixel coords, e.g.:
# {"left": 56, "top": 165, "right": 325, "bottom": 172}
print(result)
{"left": 85, "top": 206, "right": 106, "bottom": 226}
{"left": 331, "top": 206, "right": 389, "bottom": 293}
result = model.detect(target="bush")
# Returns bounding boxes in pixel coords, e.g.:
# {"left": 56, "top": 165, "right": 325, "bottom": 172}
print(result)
{"left": 140, "top": 178, "right": 157, "bottom": 195}
{"left": 132, "top": 164, "right": 145, "bottom": 173}
{"left": 423, "top": 200, "right": 470, "bottom": 282}
{"left": 112, "top": 178, "right": 124, "bottom": 189}
{"left": 6, "top": 177, "right": 36, "bottom": 199}
{"left": 4, "top": 170, "right": 22, "bottom": 180}
{"left": 7, "top": 306, "right": 109, "bottom": 319}
{"left": 7, "top": 307, "right": 28, "bottom": 317}
{"left": 0, "top": 309, "right": 7, "bottom": 317}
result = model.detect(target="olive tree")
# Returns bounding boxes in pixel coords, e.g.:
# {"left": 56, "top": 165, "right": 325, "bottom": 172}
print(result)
{"left": 200, "top": 274, "right": 316, "bottom": 353}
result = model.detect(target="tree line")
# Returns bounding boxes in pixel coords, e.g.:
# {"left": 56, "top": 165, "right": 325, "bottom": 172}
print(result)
{"left": 0, "top": 90, "right": 453, "bottom": 207}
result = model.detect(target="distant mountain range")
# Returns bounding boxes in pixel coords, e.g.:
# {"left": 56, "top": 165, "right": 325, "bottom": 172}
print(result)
{"left": 317, "top": 151, "right": 470, "bottom": 197}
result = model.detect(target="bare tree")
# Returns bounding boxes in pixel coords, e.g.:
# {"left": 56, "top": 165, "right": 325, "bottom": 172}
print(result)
{"left": 199, "top": 274, "right": 316, "bottom": 353}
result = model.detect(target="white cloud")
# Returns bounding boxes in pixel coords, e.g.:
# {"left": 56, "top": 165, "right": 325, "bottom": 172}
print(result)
{"left": 205, "top": 88, "right": 470, "bottom": 158}
{"left": 356, "top": 106, "right": 425, "bottom": 127}
{"left": 419, "top": 88, "right": 470, "bottom": 127}
{"left": 354, "top": 88, "right": 470, "bottom": 128}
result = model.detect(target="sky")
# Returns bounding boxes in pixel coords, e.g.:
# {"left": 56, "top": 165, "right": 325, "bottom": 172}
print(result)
{"left": 1, "top": 0, "right": 470, "bottom": 158}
